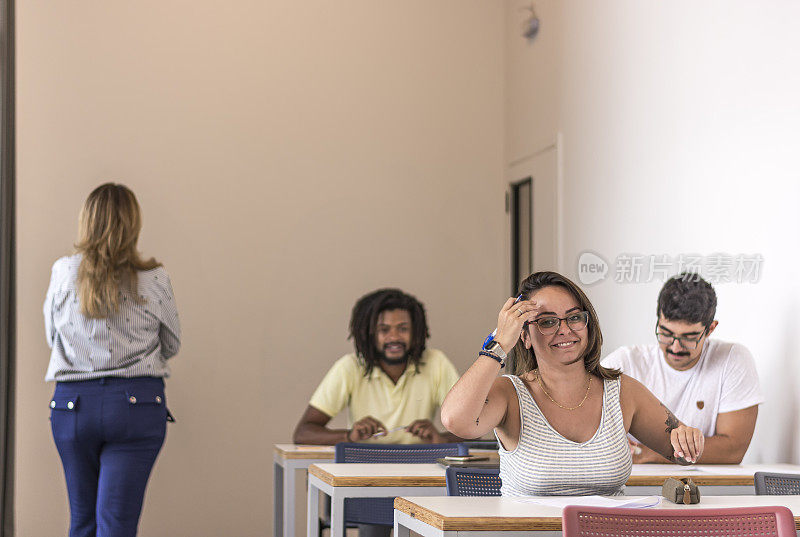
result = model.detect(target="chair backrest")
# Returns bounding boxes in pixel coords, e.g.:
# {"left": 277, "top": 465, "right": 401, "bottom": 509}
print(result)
{"left": 461, "top": 439, "right": 499, "bottom": 451}
{"left": 562, "top": 505, "right": 797, "bottom": 537}
{"left": 334, "top": 442, "right": 467, "bottom": 463}
{"left": 755, "top": 472, "right": 800, "bottom": 495}
{"left": 332, "top": 442, "right": 468, "bottom": 527}
{"left": 445, "top": 467, "right": 501, "bottom": 496}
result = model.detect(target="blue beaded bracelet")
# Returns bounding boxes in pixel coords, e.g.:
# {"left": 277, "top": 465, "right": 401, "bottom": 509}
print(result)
{"left": 478, "top": 350, "right": 505, "bottom": 368}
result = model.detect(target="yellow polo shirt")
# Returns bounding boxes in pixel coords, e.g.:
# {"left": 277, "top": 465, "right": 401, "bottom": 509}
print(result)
{"left": 309, "top": 348, "right": 459, "bottom": 444}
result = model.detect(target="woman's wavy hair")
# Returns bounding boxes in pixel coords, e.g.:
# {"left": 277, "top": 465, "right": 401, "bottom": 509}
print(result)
{"left": 75, "top": 183, "right": 161, "bottom": 318}
{"left": 510, "top": 271, "right": 620, "bottom": 380}
{"left": 348, "top": 288, "right": 429, "bottom": 377}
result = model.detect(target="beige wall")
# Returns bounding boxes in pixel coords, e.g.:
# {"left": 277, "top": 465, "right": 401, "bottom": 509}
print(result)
{"left": 19, "top": 1, "right": 800, "bottom": 534}
{"left": 16, "top": 2, "right": 505, "bottom": 535}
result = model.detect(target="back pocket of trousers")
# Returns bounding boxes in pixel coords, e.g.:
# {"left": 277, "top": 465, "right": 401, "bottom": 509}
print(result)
{"left": 50, "top": 395, "right": 79, "bottom": 441}
{"left": 125, "top": 387, "right": 167, "bottom": 440}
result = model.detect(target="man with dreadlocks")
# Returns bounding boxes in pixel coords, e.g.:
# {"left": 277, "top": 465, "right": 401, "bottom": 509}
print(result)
{"left": 293, "top": 288, "right": 461, "bottom": 444}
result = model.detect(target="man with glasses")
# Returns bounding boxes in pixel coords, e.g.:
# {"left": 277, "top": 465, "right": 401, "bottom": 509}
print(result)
{"left": 602, "top": 273, "right": 762, "bottom": 463}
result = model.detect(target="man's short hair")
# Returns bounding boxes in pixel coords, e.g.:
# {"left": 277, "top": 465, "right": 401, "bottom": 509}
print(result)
{"left": 348, "top": 288, "right": 430, "bottom": 376}
{"left": 657, "top": 273, "right": 717, "bottom": 327}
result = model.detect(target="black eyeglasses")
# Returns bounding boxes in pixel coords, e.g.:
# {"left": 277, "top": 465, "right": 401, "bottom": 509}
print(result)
{"left": 655, "top": 326, "right": 709, "bottom": 350}
{"left": 525, "top": 311, "right": 590, "bottom": 336}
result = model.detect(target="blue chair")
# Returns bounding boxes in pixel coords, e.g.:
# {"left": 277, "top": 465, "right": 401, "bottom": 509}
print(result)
{"left": 334, "top": 442, "right": 467, "bottom": 527}
{"left": 461, "top": 439, "right": 499, "bottom": 451}
{"left": 445, "top": 466, "right": 501, "bottom": 496}
{"left": 754, "top": 472, "right": 800, "bottom": 495}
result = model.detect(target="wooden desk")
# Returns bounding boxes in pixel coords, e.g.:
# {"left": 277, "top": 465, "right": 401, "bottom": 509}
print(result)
{"left": 305, "top": 462, "right": 800, "bottom": 537}
{"left": 307, "top": 463, "right": 446, "bottom": 537}
{"left": 625, "top": 463, "right": 800, "bottom": 495}
{"left": 274, "top": 444, "right": 497, "bottom": 537}
{"left": 273, "top": 445, "right": 334, "bottom": 537}
{"left": 394, "top": 495, "right": 800, "bottom": 537}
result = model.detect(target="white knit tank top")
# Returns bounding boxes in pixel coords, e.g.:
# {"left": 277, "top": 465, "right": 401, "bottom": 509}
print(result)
{"left": 497, "top": 374, "right": 632, "bottom": 496}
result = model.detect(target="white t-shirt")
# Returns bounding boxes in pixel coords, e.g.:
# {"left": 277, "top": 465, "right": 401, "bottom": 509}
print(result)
{"left": 602, "top": 340, "right": 763, "bottom": 437}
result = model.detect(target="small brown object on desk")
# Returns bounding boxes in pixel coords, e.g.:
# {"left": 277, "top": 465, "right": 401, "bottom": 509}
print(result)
{"left": 662, "top": 477, "right": 700, "bottom": 504}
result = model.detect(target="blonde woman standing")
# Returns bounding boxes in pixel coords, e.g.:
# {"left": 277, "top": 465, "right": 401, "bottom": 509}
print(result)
{"left": 44, "top": 183, "right": 180, "bottom": 537}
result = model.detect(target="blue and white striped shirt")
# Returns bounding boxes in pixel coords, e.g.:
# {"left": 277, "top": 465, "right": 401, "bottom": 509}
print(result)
{"left": 44, "top": 254, "right": 181, "bottom": 382}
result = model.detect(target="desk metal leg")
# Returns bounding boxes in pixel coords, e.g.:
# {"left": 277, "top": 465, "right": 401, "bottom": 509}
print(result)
{"left": 306, "top": 479, "right": 320, "bottom": 537}
{"left": 284, "top": 461, "right": 297, "bottom": 537}
{"left": 394, "top": 510, "right": 446, "bottom": 537}
{"left": 393, "top": 511, "right": 411, "bottom": 537}
{"left": 274, "top": 461, "right": 284, "bottom": 537}
{"left": 278, "top": 457, "right": 330, "bottom": 537}
{"left": 330, "top": 491, "right": 346, "bottom": 537}
{"left": 311, "top": 482, "right": 443, "bottom": 537}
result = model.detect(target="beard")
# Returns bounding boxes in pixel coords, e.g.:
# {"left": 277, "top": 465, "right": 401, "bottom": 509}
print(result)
{"left": 377, "top": 344, "right": 410, "bottom": 365}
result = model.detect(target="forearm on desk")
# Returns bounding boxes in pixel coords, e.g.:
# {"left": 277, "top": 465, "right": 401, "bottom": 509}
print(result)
{"left": 292, "top": 423, "right": 348, "bottom": 445}
{"left": 696, "top": 434, "right": 749, "bottom": 464}
{"left": 635, "top": 434, "right": 748, "bottom": 464}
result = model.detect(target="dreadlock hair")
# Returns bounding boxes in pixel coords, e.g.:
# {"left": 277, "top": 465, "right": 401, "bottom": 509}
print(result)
{"left": 348, "top": 288, "right": 430, "bottom": 377}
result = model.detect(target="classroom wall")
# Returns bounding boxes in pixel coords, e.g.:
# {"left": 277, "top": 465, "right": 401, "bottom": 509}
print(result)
{"left": 504, "top": 0, "right": 561, "bottom": 166}
{"left": 15, "top": 2, "right": 505, "bottom": 536}
{"left": 17, "top": 1, "right": 800, "bottom": 535}
{"left": 506, "top": 0, "right": 800, "bottom": 463}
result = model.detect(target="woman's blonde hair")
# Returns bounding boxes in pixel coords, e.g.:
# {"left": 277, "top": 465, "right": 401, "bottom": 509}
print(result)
{"left": 75, "top": 183, "right": 160, "bottom": 318}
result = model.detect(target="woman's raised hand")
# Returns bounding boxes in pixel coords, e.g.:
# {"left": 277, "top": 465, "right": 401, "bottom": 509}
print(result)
{"left": 494, "top": 297, "right": 540, "bottom": 353}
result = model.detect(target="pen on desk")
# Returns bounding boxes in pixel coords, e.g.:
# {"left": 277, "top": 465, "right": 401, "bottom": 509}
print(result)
{"left": 371, "top": 426, "right": 407, "bottom": 438}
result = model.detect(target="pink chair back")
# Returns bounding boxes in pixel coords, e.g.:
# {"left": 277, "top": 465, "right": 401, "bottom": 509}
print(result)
{"left": 562, "top": 505, "right": 796, "bottom": 537}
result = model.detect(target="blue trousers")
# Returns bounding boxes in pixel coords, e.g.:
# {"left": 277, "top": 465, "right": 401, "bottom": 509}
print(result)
{"left": 50, "top": 377, "right": 168, "bottom": 537}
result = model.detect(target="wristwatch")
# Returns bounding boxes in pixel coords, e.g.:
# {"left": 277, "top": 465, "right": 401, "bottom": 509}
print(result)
{"left": 483, "top": 340, "right": 507, "bottom": 360}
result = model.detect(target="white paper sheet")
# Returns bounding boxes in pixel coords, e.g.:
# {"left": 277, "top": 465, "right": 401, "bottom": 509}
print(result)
{"left": 688, "top": 465, "right": 751, "bottom": 475}
{"left": 513, "top": 495, "right": 662, "bottom": 509}
{"left": 691, "top": 464, "right": 793, "bottom": 476}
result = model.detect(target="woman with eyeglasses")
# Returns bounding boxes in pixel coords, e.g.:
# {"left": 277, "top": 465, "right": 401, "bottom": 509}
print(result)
{"left": 44, "top": 183, "right": 181, "bottom": 536}
{"left": 440, "top": 271, "right": 703, "bottom": 496}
